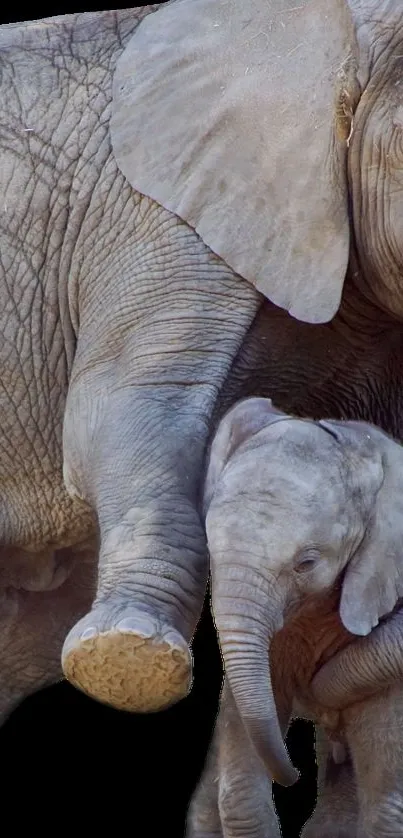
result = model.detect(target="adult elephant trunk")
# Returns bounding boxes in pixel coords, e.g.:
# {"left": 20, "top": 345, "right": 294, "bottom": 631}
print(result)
{"left": 211, "top": 564, "right": 298, "bottom": 787}
{"left": 311, "top": 607, "right": 403, "bottom": 710}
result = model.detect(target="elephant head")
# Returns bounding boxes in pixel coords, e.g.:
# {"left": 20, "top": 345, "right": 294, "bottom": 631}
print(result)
{"left": 111, "top": 0, "right": 403, "bottom": 326}
{"left": 203, "top": 397, "right": 403, "bottom": 786}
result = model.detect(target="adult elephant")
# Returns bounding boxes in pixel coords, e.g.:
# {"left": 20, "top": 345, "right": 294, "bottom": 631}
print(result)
{"left": 1, "top": 0, "right": 403, "bottom": 721}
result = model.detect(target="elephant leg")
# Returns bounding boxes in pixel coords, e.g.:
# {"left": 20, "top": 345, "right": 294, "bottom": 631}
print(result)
{"left": 219, "top": 681, "right": 283, "bottom": 837}
{"left": 341, "top": 686, "right": 403, "bottom": 838}
{"left": 0, "top": 542, "right": 96, "bottom": 723}
{"left": 186, "top": 725, "right": 222, "bottom": 838}
{"left": 301, "top": 725, "right": 358, "bottom": 838}
{"left": 61, "top": 195, "right": 260, "bottom": 713}
{"left": 187, "top": 680, "right": 282, "bottom": 838}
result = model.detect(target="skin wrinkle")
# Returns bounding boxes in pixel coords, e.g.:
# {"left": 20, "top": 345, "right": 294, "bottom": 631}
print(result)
{"left": 3, "top": 12, "right": 190, "bottom": 552}
{"left": 1, "top": 0, "right": 403, "bottom": 774}
{"left": 347, "top": 5, "right": 403, "bottom": 322}
{"left": 358, "top": 106, "right": 394, "bottom": 295}
{"left": 315, "top": 607, "right": 403, "bottom": 710}
{"left": 0, "top": 9, "right": 165, "bottom": 711}
{"left": 218, "top": 272, "right": 403, "bottom": 441}
{"left": 351, "top": 2, "right": 403, "bottom": 79}
{"left": 0, "top": 14, "right": 131, "bottom": 544}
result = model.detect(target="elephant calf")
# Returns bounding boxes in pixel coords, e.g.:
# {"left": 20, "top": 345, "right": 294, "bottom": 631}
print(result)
{"left": 187, "top": 397, "right": 403, "bottom": 837}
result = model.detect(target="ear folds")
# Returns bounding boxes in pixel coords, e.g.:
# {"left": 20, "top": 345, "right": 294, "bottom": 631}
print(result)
{"left": 203, "top": 398, "right": 287, "bottom": 514}
{"left": 340, "top": 539, "right": 403, "bottom": 636}
{"left": 111, "top": 0, "right": 359, "bottom": 324}
{"left": 340, "top": 441, "right": 403, "bottom": 636}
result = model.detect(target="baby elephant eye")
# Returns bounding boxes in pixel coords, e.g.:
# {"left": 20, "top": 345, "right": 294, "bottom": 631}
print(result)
{"left": 294, "top": 548, "right": 321, "bottom": 573}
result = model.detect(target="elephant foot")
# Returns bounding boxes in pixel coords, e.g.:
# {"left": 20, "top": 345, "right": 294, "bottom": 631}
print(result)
{"left": 61, "top": 602, "right": 192, "bottom": 712}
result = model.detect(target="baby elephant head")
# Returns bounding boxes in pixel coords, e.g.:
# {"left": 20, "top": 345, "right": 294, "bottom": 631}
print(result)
{"left": 205, "top": 398, "right": 403, "bottom": 787}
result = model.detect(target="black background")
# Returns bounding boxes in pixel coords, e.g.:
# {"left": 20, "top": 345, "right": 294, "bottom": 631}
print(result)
{"left": 0, "top": 3, "right": 317, "bottom": 834}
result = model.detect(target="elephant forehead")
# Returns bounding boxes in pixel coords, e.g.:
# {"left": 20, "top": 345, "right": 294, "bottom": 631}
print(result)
{"left": 206, "top": 480, "right": 349, "bottom": 562}
{"left": 111, "top": 0, "right": 357, "bottom": 324}
{"left": 217, "top": 452, "right": 347, "bottom": 514}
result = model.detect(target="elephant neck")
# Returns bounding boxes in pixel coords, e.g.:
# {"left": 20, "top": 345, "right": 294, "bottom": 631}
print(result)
{"left": 271, "top": 587, "right": 353, "bottom": 716}
{"left": 332, "top": 260, "right": 402, "bottom": 347}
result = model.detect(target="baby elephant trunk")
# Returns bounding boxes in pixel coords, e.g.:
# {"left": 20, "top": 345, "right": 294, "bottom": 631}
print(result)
{"left": 211, "top": 565, "right": 298, "bottom": 787}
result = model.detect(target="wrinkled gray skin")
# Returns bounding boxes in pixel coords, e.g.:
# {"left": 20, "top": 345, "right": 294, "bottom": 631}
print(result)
{"left": 0, "top": 5, "right": 260, "bottom": 717}
{"left": 2, "top": 0, "right": 403, "bottom": 731}
{"left": 187, "top": 399, "right": 403, "bottom": 837}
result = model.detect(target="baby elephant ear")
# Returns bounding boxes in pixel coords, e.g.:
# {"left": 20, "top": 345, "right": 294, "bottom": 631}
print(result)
{"left": 340, "top": 442, "right": 403, "bottom": 636}
{"left": 111, "top": 0, "right": 358, "bottom": 324}
{"left": 203, "top": 398, "right": 286, "bottom": 514}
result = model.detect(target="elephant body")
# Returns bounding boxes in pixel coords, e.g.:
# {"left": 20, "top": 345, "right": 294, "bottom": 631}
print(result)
{"left": 1, "top": 0, "right": 403, "bottom": 744}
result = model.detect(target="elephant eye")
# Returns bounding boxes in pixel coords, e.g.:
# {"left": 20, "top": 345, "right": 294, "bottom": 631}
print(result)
{"left": 294, "top": 548, "right": 321, "bottom": 573}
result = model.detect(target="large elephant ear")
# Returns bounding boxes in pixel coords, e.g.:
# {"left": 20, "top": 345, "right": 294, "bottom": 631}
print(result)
{"left": 339, "top": 435, "right": 403, "bottom": 637}
{"left": 111, "top": 0, "right": 359, "bottom": 324}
